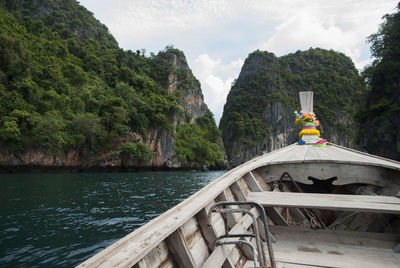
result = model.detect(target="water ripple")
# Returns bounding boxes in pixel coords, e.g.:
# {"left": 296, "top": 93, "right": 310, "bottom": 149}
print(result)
{"left": 0, "top": 170, "right": 225, "bottom": 267}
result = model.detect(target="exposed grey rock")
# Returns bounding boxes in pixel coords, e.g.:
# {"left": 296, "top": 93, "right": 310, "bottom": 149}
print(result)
{"left": 220, "top": 48, "right": 363, "bottom": 167}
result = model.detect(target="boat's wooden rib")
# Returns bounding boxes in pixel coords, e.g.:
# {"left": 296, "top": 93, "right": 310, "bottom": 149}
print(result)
{"left": 183, "top": 217, "right": 210, "bottom": 267}
{"left": 217, "top": 189, "right": 241, "bottom": 228}
{"left": 249, "top": 170, "right": 271, "bottom": 190}
{"left": 166, "top": 228, "right": 196, "bottom": 268}
{"left": 230, "top": 180, "right": 248, "bottom": 202}
{"left": 243, "top": 172, "right": 289, "bottom": 227}
{"left": 197, "top": 202, "right": 225, "bottom": 244}
{"left": 243, "top": 173, "right": 263, "bottom": 192}
{"left": 133, "top": 241, "right": 175, "bottom": 268}
{"left": 196, "top": 204, "right": 240, "bottom": 268}
{"left": 196, "top": 207, "right": 219, "bottom": 250}
{"left": 248, "top": 191, "right": 400, "bottom": 214}
{"left": 201, "top": 207, "right": 261, "bottom": 268}
{"left": 133, "top": 259, "right": 147, "bottom": 268}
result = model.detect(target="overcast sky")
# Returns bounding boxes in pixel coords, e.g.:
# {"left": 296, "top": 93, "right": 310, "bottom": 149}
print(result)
{"left": 78, "top": 0, "right": 398, "bottom": 125}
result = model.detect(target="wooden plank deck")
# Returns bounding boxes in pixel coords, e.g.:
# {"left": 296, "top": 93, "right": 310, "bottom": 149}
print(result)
{"left": 261, "top": 143, "right": 400, "bottom": 171}
{"left": 78, "top": 142, "right": 400, "bottom": 268}
{"left": 77, "top": 144, "right": 291, "bottom": 267}
{"left": 267, "top": 225, "right": 400, "bottom": 268}
{"left": 248, "top": 191, "right": 400, "bottom": 214}
{"left": 329, "top": 143, "right": 400, "bottom": 168}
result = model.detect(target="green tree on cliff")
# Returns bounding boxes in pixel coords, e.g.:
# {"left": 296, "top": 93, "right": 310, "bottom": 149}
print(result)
{"left": 0, "top": 0, "right": 223, "bottom": 167}
{"left": 359, "top": 2, "right": 400, "bottom": 160}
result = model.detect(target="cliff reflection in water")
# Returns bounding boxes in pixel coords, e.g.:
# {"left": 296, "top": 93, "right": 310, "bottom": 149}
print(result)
{"left": 0, "top": 171, "right": 225, "bottom": 268}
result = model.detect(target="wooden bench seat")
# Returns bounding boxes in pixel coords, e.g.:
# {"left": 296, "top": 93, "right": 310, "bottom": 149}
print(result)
{"left": 247, "top": 191, "right": 400, "bottom": 214}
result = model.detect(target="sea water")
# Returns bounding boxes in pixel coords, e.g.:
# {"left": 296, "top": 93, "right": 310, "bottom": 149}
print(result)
{"left": 0, "top": 171, "right": 225, "bottom": 267}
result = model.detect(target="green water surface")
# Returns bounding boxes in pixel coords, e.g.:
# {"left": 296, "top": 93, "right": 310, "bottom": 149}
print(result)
{"left": 0, "top": 171, "right": 225, "bottom": 267}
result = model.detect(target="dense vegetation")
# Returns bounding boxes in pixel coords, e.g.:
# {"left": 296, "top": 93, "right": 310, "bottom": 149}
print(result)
{"left": 0, "top": 0, "right": 223, "bottom": 166}
{"left": 358, "top": 2, "right": 400, "bottom": 160}
{"left": 120, "top": 142, "right": 154, "bottom": 163}
{"left": 220, "top": 48, "right": 366, "bottom": 164}
{"left": 176, "top": 110, "right": 223, "bottom": 165}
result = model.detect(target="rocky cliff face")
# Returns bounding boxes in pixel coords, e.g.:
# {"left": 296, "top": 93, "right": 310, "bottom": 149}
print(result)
{"left": 0, "top": 1, "right": 224, "bottom": 172}
{"left": 357, "top": 3, "right": 400, "bottom": 161}
{"left": 0, "top": 51, "right": 216, "bottom": 172}
{"left": 143, "top": 53, "right": 209, "bottom": 168}
{"left": 220, "top": 48, "right": 364, "bottom": 167}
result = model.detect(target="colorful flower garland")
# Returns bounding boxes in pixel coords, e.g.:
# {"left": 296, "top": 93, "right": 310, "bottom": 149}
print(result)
{"left": 294, "top": 110, "right": 320, "bottom": 138}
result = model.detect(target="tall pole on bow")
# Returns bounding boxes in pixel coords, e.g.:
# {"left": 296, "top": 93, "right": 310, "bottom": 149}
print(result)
{"left": 299, "top": 91, "right": 313, "bottom": 114}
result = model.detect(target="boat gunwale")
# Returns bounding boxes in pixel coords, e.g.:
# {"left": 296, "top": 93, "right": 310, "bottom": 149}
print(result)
{"left": 77, "top": 145, "right": 298, "bottom": 267}
{"left": 328, "top": 143, "right": 400, "bottom": 170}
{"left": 265, "top": 143, "right": 400, "bottom": 171}
{"left": 77, "top": 143, "right": 400, "bottom": 267}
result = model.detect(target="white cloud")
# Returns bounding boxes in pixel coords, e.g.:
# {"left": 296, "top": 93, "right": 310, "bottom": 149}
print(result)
{"left": 261, "top": 11, "right": 360, "bottom": 59}
{"left": 257, "top": 1, "right": 397, "bottom": 70}
{"left": 193, "top": 54, "right": 243, "bottom": 124}
{"left": 79, "top": 0, "right": 398, "bottom": 125}
{"left": 100, "top": 0, "right": 230, "bottom": 44}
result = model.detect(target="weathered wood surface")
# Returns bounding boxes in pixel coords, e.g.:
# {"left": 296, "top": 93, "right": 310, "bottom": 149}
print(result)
{"left": 258, "top": 162, "right": 395, "bottom": 186}
{"left": 269, "top": 225, "right": 400, "bottom": 268}
{"left": 166, "top": 228, "right": 196, "bottom": 268}
{"left": 329, "top": 143, "right": 400, "bottom": 168}
{"left": 201, "top": 207, "right": 261, "bottom": 268}
{"left": 133, "top": 241, "right": 174, "bottom": 268}
{"left": 216, "top": 189, "right": 241, "bottom": 228}
{"left": 256, "top": 143, "right": 400, "bottom": 186}
{"left": 270, "top": 225, "right": 400, "bottom": 248}
{"left": 254, "top": 143, "right": 400, "bottom": 171}
{"left": 77, "top": 145, "right": 299, "bottom": 268}
{"left": 244, "top": 173, "right": 288, "bottom": 227}
{"left": 248, "top": 191, "right": 400, "bottom": 214}
{"left": 78, "top": 142, "right": 400, "bottom": 268}
{"left": 245, "top": 260, "right": 325, "bottom": 268}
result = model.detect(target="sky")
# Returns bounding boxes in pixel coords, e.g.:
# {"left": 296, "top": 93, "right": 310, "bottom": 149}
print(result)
{"left": 78, "top": 0, "right": 398, "bottom": 125}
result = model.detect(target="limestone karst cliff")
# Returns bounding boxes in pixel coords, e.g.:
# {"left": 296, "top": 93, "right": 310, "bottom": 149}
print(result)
{"left": 358, "top": 3, "right": 400, "bottom": 161}
{"left": 0, "top": 1, "right": 224, "bottom": 171}
{"left": 220, "top": 48, "right": 366, "bottom": 167}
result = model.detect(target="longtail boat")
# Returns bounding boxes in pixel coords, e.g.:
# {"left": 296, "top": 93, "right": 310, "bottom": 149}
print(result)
{"left": 78, "top": 92, "right": 400, "bottom": 268}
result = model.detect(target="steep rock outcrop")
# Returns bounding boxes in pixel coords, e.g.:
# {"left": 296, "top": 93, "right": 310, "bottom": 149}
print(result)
{"left": 220, "top": 48, "right": 365, "bottom": 167}
{"left": 358, "top": 4, "right": 400, "bottom": 161}
{"left": 0, "top": 50, "right": 222, "bottom": 171}
{"left": 0, "top": 0, "right": 225, "bottom": 171}
{"left": 141, "top": 51, "right": 211, "bottom": 168}
{"left": 171, "top": 54, "right": 207, "bottom": 123}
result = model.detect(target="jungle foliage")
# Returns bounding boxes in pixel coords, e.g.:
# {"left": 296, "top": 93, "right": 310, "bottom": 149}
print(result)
{"left": 175, "top": 110, "right": 223, "bottom": 165}
{"left": 120, "top": 141, "right": 154, "bottom": 163}
{"left": 0, "top": 0, "right": 223, "bottom": 165}
{"left": 358, "top": 2, "right": 400, "bottom": 160}
{"left": 220, "top": 48, "right": 366, "bottom": 147}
